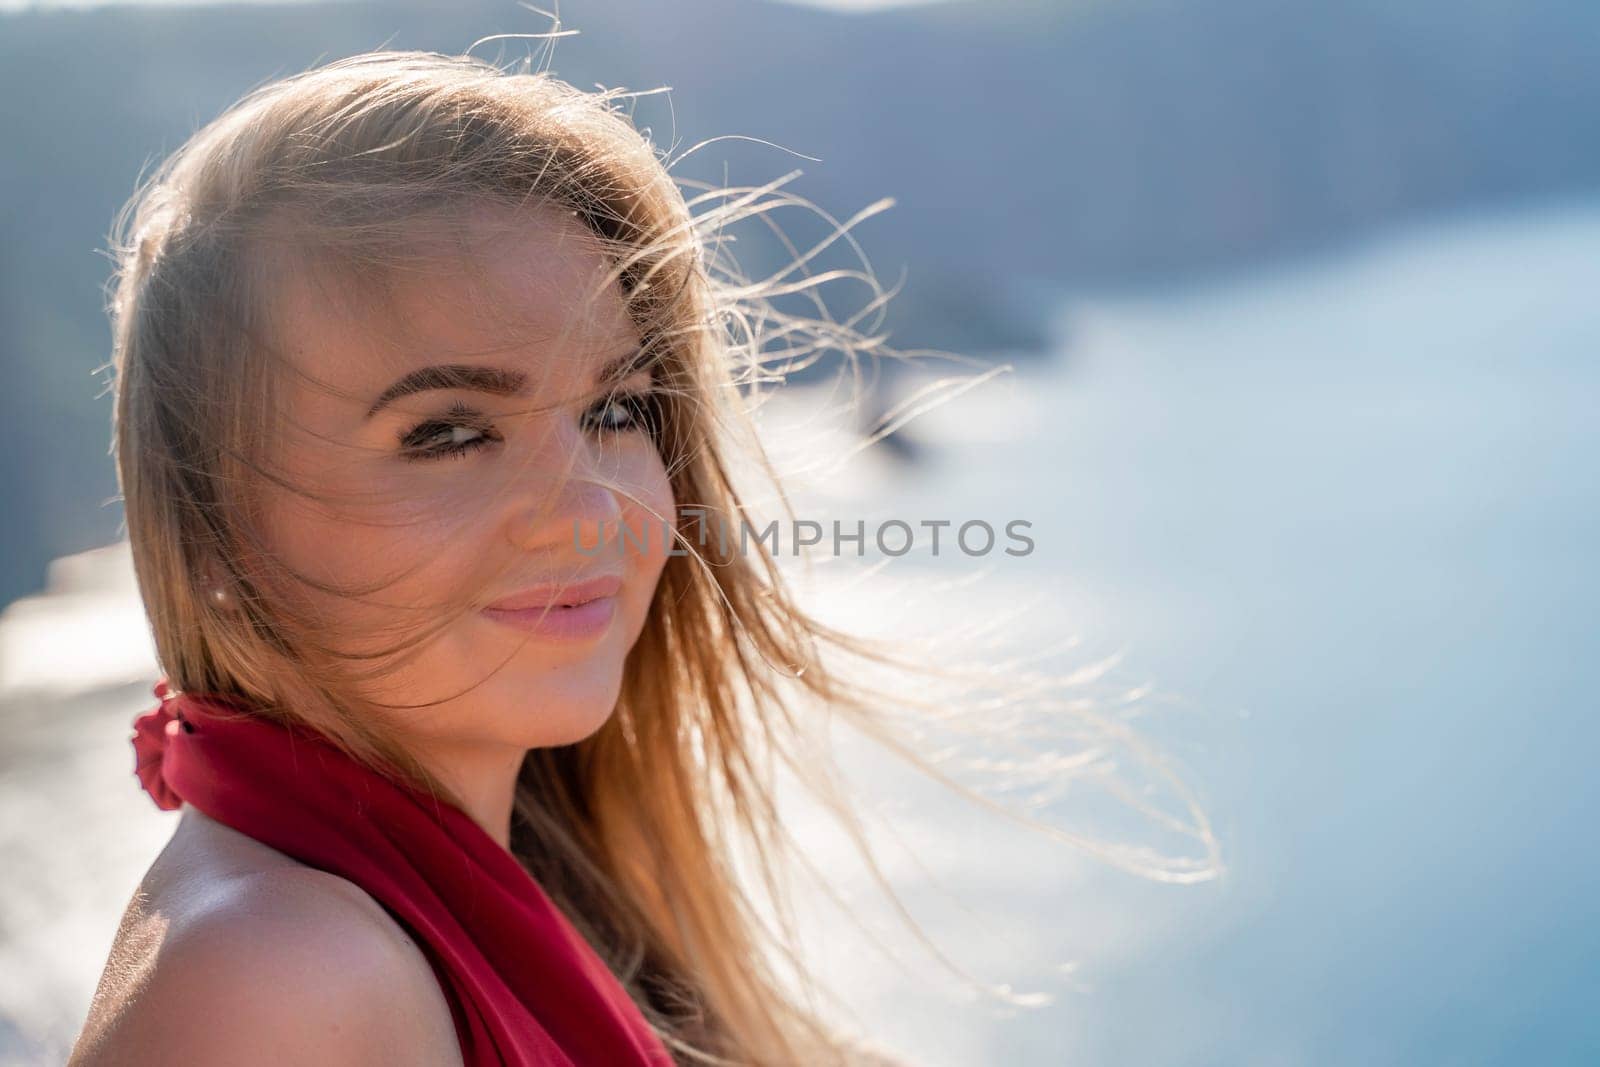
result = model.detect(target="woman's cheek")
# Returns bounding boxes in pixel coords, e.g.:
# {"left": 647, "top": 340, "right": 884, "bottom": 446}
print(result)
{"left": 626, "top": 448, "right": 675, "bottom": 559}
{"left": 605, "top": 448, "right": 670, "bottom": 615}
{"left": 262, "top": 468, "right": 484, "bottom": 641}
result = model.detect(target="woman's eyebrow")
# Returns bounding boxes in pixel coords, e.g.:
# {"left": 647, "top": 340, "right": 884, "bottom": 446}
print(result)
{"left": 365, "top": 364, "right": 529, "bottom": 419}
{"left": 593, "top": 345, "right": 653, "bottom": 386}
{"left": 365, "top": 347, "right": 650, "bottom": 419}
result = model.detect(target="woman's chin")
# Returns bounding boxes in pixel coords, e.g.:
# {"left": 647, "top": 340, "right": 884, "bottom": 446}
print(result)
{"left": 383, "top": 638, "right": 629, "bottom": 751}
{"left": 481, "top": 666, "right": 624, "bottom": 750}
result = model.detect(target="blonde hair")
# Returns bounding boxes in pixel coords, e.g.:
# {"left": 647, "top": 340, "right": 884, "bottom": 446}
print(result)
{"left": 107, "top": 48, "right": 1218, "bottom": 1066}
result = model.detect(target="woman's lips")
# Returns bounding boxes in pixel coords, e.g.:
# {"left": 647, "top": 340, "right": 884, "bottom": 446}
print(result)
{"left": 480, "top": 575, "right": 622, "bottom": 641}
{"left": 481, "top": 597, "right": 617, "bottom": 640}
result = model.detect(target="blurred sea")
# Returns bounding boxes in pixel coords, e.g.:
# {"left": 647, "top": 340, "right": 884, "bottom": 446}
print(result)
{"left": 3, "top": 197, "right": 1597, "bottom": 1065}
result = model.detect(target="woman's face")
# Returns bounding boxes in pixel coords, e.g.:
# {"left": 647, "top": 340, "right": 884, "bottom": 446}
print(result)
{"left": 255, "top": 206, "right": 674, "bottom": 764}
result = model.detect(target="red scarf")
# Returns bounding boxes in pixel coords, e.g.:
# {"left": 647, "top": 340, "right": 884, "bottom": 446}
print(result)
{"left": 131, "top": 680, "right": 675, "bottom": 1067}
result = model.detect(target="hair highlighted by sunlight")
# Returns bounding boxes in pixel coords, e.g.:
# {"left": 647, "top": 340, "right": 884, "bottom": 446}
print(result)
{"left": 107, "top": 48, "right": 1220, "bottom": 1067}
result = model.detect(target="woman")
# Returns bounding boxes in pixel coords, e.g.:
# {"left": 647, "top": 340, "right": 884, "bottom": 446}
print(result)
{"left": 67, "top": 48, "right": 940, "bottom": 1066}
{"left": 67, "top": 45, "right": 1213, "bottom": 1067}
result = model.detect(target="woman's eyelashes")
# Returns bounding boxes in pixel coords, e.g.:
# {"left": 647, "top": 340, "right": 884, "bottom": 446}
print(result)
{"left": 397, "top": 390, "right": 661, "bottom": 462}
{"left": 398, "top": 402, "right": 500, "bottom": 462}
{"left": 582, "top": 388, "right": 662, "bottom": 438}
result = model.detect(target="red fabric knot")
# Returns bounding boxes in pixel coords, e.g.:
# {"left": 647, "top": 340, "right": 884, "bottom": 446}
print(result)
{"left": 132, "top": 678, "right": 186, "bottom": 811}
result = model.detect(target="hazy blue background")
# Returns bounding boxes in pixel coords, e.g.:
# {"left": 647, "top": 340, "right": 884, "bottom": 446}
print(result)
{"left": 1, "top": 1, "right": 1596, "bottom": 1064}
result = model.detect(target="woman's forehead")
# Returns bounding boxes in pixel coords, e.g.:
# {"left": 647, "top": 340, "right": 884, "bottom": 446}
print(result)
{"left": 268, "top": 206, "right": 638, "bottom": 399}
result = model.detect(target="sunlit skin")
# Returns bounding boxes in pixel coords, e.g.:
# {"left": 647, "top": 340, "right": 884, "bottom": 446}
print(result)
{"left": 255, "top": 205, "right": 675, "bottom": 848}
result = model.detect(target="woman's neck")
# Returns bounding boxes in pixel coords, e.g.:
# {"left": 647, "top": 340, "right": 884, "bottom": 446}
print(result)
{"left": 411, "top": 740, "right": 527, "bottom": 850}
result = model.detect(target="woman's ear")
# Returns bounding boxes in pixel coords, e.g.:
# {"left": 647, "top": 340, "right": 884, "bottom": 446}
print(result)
{"left": 198, "top": 557, "right": 241, "bottom": 613}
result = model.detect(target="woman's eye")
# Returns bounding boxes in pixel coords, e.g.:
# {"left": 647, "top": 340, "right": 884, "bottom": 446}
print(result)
{"left": 398, "top": 406, "right": 500, "bottom": 461}
{"left": 396, "top": 393, "right": 658, "bottom": 461}
{"left": 584, "top": 390, "right": 662, "bottom": 437}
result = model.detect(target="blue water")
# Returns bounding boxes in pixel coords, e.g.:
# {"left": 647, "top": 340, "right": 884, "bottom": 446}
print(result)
{"left": 1063, "top": 206, "right": 1599, "bottom": 1066}
{"left": 800, "top": 199, "right": 1600, "bottom": 1065}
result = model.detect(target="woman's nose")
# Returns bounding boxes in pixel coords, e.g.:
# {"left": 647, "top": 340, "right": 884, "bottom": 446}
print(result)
{"left": 502, "top": 466, "right": 626, "bottom": 555}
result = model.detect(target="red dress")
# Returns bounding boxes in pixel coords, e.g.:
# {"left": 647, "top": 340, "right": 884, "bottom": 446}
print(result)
{"left": 131, "top": 680, "right": 675, "bottom": 1067}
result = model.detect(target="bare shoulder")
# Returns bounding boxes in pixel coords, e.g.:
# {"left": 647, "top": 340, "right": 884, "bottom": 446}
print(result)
{"left": 70, "top": 808, "right": 462, "bottom": 1067}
